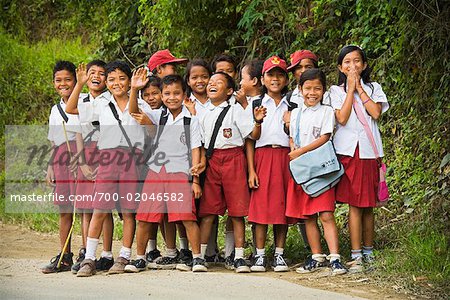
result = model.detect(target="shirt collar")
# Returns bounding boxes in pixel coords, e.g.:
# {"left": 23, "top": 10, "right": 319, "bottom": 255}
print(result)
{"left": 163, "top": 105, "right": 190, "bottom": 121}
{"left": 206, "top": 100, "right": 229, "bottom": 111}
{"left": 262, "top": 94, "right": 289, "bottom": 107}
{"left": 190, "top": 94, "right": 210, "bottom": 107}
{"left": 292, "top": 86, "right": 300, "bottom": 96}
{"left": 59, "top": 98, "right": 66, "bottom": 106}
{"left": 302, "top": 102, "right": 321, "bottom": 112}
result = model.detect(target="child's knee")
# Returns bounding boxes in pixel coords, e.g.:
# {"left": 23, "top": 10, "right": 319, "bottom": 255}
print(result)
{"left": 319, "top": 212, "right": 335, "bottom": 224}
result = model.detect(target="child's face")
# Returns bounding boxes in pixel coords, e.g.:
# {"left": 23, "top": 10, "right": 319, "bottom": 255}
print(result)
{"left": 157, "top": 63, "right": 177, "bottom": 78}
{"left": 106, "top": 69, "right": 130, "bottom": 98}
{"left": 142, "top": 85, "right": 162, "bottom": 109}
{"left": 301, "top": 78, "right": 324, "bottom": 107}
{"left": 262, "top": 68, "right": 287, "bottom": 94}
{"left": 207, "top": 73, "right": 233, "bottom": 103}
{"left": 188, "top": 66, "right": 210, "bottom": 95}
{"left": 338, "top": 50, "right": 367, "bottom": 76}
{"left": 86, "top": 65, "right": 106, "bottom": 93}
{"left": 293, "top": 59, "right": 315, "bottom": 83}
{"left": 239, "top": 65, "right": 256, "bottom": 95}
{"left": 161, "top": 82, "right": 184, "bottom": 112}
{"left": 53, "top": 70, "right": 76, "bottom": 100}
{"left": 215, "top": 61, "right": 237, "bottom": 80}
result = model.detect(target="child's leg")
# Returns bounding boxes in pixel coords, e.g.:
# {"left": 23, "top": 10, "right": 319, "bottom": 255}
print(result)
{"left": 230, "top": 217, "right": 245, "bottom": 248}
{"left": 224, "top": 217, "right": 235, "bottom": 258}
{"left": 305, "top": 215, "right": 323, "bottom": 254}
{"left": 121, "top": 210, "right": 136, "bottom": 250}
{"left": 147, "top": 223, "right": 159, "bottom": 251}
{"left": 59, "top": 205, "right": 73, "bottom": 253}
{"left": 136, "top": 221, "right": 152, "bottom": 256}
{"left": 81, "top": 211, "right": 92, "bottom": 248}
{"left": 348, "top": 205, "right": 363, "bottom": 251}
{"left": 319, "top": 211, "right": 339, "bottom": 254}
{"left": 362, "top": 207, "right": 374, "bottom": 248}
{"left": 164, "top": 216, "right": 177, "bottom": 250}
{"left": 274, "top": 224, "right": 288, "bottom": 249}
{"left": 254, "top": 223, "right": 268, "bottom": 249}
{"left": 177, "top": 223, "right": 188, "bottom": 250}
{"left": 205, "top": 217, "right": 219, "bottom": 257}
{"left": 200, "top": 215, "right": 215, "bottom": 244}
{"left": 182, "top": 221, "right": 200, "bottom": 255}
{"left": 102, "top": 213, "right": 114, "bottom": 252}
{"left": 85, "top": 209, "right": 109, "bottom": 261}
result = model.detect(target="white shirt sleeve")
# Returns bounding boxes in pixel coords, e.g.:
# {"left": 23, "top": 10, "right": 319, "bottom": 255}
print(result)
{"left": 235, "top": 105, "right": 254, "bottom": 139}
{"left": 370, "top": 82, "right": 389, "bottom": 114}
{"left": 78, "top": 101, "right": 98, "bottom": 123}
{"left": 320, "top": 106, "right": 335, "bottom": 136}
{"left": 189, "top": 117, "right": 202, "bottom": 149}
{"left": 329, "top": 86, "right": 345, "bottom": 111}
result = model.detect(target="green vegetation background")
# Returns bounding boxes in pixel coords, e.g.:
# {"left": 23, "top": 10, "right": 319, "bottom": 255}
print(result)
{"left": 1, "top": 0, "right": 448, "bottom": 297}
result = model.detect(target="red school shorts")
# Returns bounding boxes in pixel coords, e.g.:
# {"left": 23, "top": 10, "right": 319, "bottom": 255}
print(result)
{"left": 336, "top": 146, "right": 379, "bottom": 208}
{"left": 285, "top": 176, "right": 336, "bottom": 219}
{"left": 92, "top": 148, "right": 140, "bottom": 211}
{"left": 75, "top": 141, "right": 98, "bottom": 210}
{"left": 199, "top": 147, "right": 250, "bottom": 218}
{"left": 136, "top": 166, "right": 196, "bottom": 223}
{"left": 52, "top": 141, "right": 77, "bottom": 206}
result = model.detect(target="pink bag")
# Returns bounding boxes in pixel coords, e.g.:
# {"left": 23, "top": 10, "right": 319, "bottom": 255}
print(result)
{"left": 352, "top": 99, "right": 390, "bottom": 205}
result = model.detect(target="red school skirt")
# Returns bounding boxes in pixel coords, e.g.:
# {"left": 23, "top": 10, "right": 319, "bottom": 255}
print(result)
{"left": 248, "top": 147, "right": 294, "bottom": 225}
{"left": 285, "top": 177, "right": 336, "bottom": 219}
{"left": 136, "top": 166, "right": 196, "bottom": 223}
{"left": 52, "top": 141, "right": 77, "bottom": 206}
{"left": 336, "top": 146, "right": 379, "bottom": 208}
{"left": 75, "top": 141, "right": 98, "bottom": 210}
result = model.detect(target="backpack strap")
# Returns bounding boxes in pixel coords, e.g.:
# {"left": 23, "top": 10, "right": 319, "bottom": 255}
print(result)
{"left": 56, "top": 103, "right": 69, "bottom": 123}
{"left": 82, "top": 95, "right": 90, "bottom": 103}
{"left": 183, "top": 117, "right": 192, "bottom": 182}
{"left": 108, "top": 102, "right": 133, "bottom": 149}
{"left": 206, "top": 105, "right": 231, "bottom": 159}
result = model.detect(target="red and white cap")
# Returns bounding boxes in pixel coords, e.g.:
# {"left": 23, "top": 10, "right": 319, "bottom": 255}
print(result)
{"left": 262, "top": 56, "right": 288, "bottom": 74}
{"left": 287, "top": 50, "right": 318, "bottom": 71}
{"left": 147, "top": 49, "right": 188, "bottom": 71}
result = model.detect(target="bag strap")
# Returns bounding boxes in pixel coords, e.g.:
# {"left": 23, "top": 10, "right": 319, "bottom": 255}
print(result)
{"left": 56, "top": 103, "right": 69, "bottom": 123}
{"left": 183, "top": 117, "right": 192, "bottom": 181}
{"left": 352, "top": 99, "right": 380, "bottom": 159}
{"left": 294, "top": 108, "right": 302, "bottom": 148}
{"left": 108, "top": 102, "right": 133, "bottom": 149}
{"left": 206, "top": 105, "right": 231, "bottom": 158}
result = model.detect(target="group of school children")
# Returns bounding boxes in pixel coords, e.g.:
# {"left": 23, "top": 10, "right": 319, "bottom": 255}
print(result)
{"left": 42, "top": 45, "right": 389, "bottom": 278}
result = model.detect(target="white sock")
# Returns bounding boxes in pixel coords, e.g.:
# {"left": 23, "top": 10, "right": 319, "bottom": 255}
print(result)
{"left": 312, "top": 254, "right": 326, "bottom": 262}
{"left": 328, "top": 253, "right": 341, "bottom": 262}
{"left": 85, "top": 237, "right": 99, "bottom": 260}
{"left": 234, "top": 247, "right": 244, "bottom": 260}
{"left": 179, "top": 238, "right": 188, "bottom": 250}
{"left": 351, "top": 249, "right": 363, "bottom": 260}
{"left": 100, "top": 250, "right": 113, "bottom": 259}
{"left": 225, "top": 231, "right": 235, "bottom": 257}
{"left": 256, "top": 248, "right": 265, "bottom": 257}
{"left": 119, "top": 246, "right": 132, "bottom": 260}
{"left": 362, "top": 246, "right": 373, "bottom": 256}
{"left": 137, "top": 254, "right": 146, "bottom": 260}
{"left": 275, "top": 247, "right": 284, "bottom": 256}
{"left": 200, "top": 244, "right": 208, "bottom": 259}
{"left": 193, "top": 253, "right": 201, "bottom": 259}
{"left": 148, "top": 239, "right": 156, "bottom": 252}
{"left": 166, "top": 248, "right": 178, "bottom": 258}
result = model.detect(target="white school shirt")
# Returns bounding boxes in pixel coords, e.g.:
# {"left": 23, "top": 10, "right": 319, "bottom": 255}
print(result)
{"left": 146, "top": 106, "right": 202, "bottom": 174}
{"left": 78, "top": 93, "right": 152, "bottom": 151}
{"left": 289, "top": 103, "right": 334, "bottom": 148}
{"left": 190, "top": 93, "right": 210, "bottom": 119}
{"left": 77, "top": 92, "right": 111, "bottom": 142}
{"left": 255, "top": 94, "right": 290, "bottom": 148}
{"left": 200, "top": 101, "right": 254, "bottom": 150}
{"left": 329, "top": 81, "right": 389, "bottom": 159}
{"left": 48, "top": 99, "right": 81, "bottom": 146}
{"left": 290, "top": 86, "right": 331, "bottom": 106}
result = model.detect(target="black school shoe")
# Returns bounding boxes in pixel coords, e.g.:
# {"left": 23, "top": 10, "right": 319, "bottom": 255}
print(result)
{"left": 41, "top": 252, "right": 73, "bottom": 274}
{"left": 205, "top": 253, "right": 225, "bottom": 266}
{"left": 146, "top": 249, "right": 162, "bottom": 263}
{"left": 192, "top": 257, "right": 208, "bottom": 272}
{"left": 224, "top": 251, "right": 235, "bottom": 270}
{"left": 71, "top": 248, "right": 86, "bottom": 274}
{"left": 178, "top": 249, "right": 193, "bottom": 264}
{"left": 124, "top": 258, "right": 147, "bottom": 273}
{"left": 234, "top": 258, "right": 251, "bottom": 273}
{"left": 152, "top": 250, "right": 180, "bottom": 270}
{"left": 95, "top": 256, "right": 114, "bottom": 271}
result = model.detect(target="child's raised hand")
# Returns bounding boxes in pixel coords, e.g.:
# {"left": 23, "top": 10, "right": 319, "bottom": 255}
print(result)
{"left": 183, "top": 96, "right": 196, "bottom": 115}
{"left": 131, "top": 67, "right": 149, "bottom": 90}
{"left": 235, "top": 88, "right": 247, "bottom": 106}
{"left": 347, "top": 68, "right": 358, "bottom": 92}
{"left": 253, "top": 106, "right": 267, "bottom": 123}
{"left": 131, "top": 109, "right": 153, "bottom": 125}
{"left": 76, "top": 63, "right": 89, "bottom": 85}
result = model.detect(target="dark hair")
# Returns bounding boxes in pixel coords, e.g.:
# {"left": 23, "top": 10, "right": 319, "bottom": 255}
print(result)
{"left": 243, "top": 59, "right": 263, "bottom": 87}
{"left": 53, "top": 60, "right": 76, "bottom": 80}
{"left": 87, "top": 59, "right": 107, "bottom": 72}
{"left": 185, "top": 59, "right": 211, "bottom": 96}
{"left": 211, "top": 53, "right": 237, "bottom": 73}
{"left": 299, "top": 68, "right": 327, "bottom": 91}
{"left": 293, "top": 58, "right": 319, "bottom": 71}
{"left": 213, "top": 71, "right": 236, "bottom": 92}
{"left": 143, "top": 76, "right": 162, "bottom": 90}
{"left": 337, "top": 45, "right": 373, "bottom": 93}
{"left": 160, "top": 74, "right": 187, "bottom": 93}
{"left": 105, "top": 61, "right": 132, "bottom": 80}
{"left": 261, "top": 67, "right": 289, "bottom": 96}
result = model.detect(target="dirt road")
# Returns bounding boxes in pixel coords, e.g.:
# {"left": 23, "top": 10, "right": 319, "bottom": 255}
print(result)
{"left": 0, "top": 223, "right": 405, "bottom": 299}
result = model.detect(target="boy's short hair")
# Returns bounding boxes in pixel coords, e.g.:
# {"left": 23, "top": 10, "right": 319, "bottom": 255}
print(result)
{"left": 143, "top": 76, "right": 162, "bottom": 90}
{"left": 105, "top": 61, "right": 132, "bottom": 79}
{"left": 211, "top": 53, "right": 237, "bottom": 72}
{"left": 87, "top": 59, "right": 107, "bottom": 71}
{"left": 160, "top": 74, "right": 187, "bottom": 93}
{"left": 213, "top": 72, "right": 236, "bottom": 91}
{"left": 53, "top": 60, "right": 76, "bottom": 80}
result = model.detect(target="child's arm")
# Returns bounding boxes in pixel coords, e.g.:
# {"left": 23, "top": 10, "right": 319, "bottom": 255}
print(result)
{"left": 184, "top": 97, "right": 197, "bottom": 116}
{"left": 335, "top": 69, "right": 358, "bottom": 125}
{"left": 288, "top": 133, "right": 331, "bottom": 161}
{"left": 129, "top": 68, "right": 149, "bottom": 114}
{"left": 356, "top": 81, "right": 382, "bottom": 120}
{"left": 66, "top": 63, "right": 90, "bottom": 114}
{"left": 191, "top": 147, "right": 206, "bottom": 177}
{"left": 249, "top": 106, "right": 267, "bottom": 140}
{"left": 71, "top": 133, "right": 97, "bottom": 180}
{"left": 45, "top": 141, "right": 56, "bottom": 187}
{"left": 245, "top": 139, "right": 259, "bottom": 188}
{"left": 191, "top": 147, "right": 202, "bottom": 198}
{"left": 235, "top": 88, "right": 248, "bottom": 109}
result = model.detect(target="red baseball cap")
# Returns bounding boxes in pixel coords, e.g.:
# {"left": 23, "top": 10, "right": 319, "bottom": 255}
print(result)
{"left": 287, "top": 50, "right": 318, "bottom": 71}
{"left": 147, "top": 49, "right": 188, "bottom": 71}
{"left": 262, "top": 56, "right": 288, "bottom": 74}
